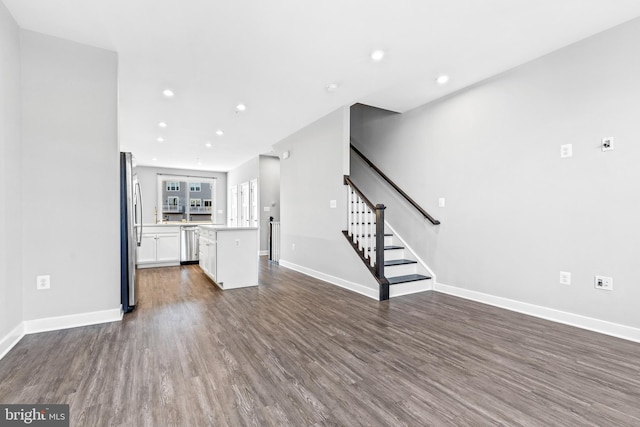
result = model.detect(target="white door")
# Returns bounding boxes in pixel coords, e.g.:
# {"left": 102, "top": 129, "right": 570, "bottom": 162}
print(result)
{"left": 229, "top": 185, "right": 238, "bottom": 226}
{"left": 250, "top": 179, "right": 258, "bottom": 227}
{"left": 137, "top": 234, "right": 157, "bottom": 264}
{"left": 240, "top": 182, "right": 250, "bottom": 227}
{"left": 156, "top": 232, "right": 180, "bottom": 262}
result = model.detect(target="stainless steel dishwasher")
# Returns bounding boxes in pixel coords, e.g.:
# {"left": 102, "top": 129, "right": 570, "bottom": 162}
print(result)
{"left": 180, "top": 226, "right": 199, "bottom": 264}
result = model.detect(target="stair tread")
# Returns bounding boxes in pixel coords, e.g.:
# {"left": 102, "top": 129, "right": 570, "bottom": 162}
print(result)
{"left": 355, "top": 233, "right": 393, "bottom": 237}
{"left": 367, "top": 245, "right": 404, "bottom": 251}
{"left": 384, "top": 259, "right": 417, "bottom": 266}
{"left": 387, "top": 274, "right": 432, "bottom": 285}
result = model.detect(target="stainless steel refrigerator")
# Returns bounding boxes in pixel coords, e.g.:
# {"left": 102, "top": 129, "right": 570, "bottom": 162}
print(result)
{"left": 120, "top": 152, "right": 142, "bottom": 313}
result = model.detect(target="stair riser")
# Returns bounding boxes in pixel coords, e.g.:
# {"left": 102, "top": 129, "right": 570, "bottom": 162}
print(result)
{"left": 383, "top": 249, "right": 405, "bottom": 261}
{"left": 389, "top": 279, "right": 432, "bottom": 298}
{"left": 384, "top": 263, "right": 418, "bottom": 277}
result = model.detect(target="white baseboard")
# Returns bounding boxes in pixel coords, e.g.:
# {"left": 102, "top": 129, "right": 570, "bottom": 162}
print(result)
{"left": 435, "top": 282, "right": 640, "bottom": 344}
{"left": 259, "top": 250, "right": 269, "bottom": 256}
{"left": 0, "top": 322, "right": 26, "bottom": 361}
{"left": 279, "top": 259, "right": 379, "bottom": 300}
{"left": 23, "top": 308, "right": 123, "bottom": 335}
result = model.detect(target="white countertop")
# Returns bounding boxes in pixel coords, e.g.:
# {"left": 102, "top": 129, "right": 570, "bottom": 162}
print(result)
{"left": 199, "top": 225, "right": 259, "bottom": 231}
{"left": 143, "top": 222, "right": 218, "bottom": 227}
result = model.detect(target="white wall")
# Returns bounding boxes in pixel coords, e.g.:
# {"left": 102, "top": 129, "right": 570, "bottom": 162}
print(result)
{"left": 0, "top": 2, "right": 23, "bottom": 340}
{"left": 135, "top": 166, "right": 227, "bottom": 224}
{"left": 274, "top": 107, "right": 378, "bottom": 297}
{"left": 259, "top": 155, "right": 280, "bottom": 251}
{"left": 351, "top": 18, "right": 640, "bottom": 328}
{"left": 20, "top": 30, "right": 120, "bottom": 320}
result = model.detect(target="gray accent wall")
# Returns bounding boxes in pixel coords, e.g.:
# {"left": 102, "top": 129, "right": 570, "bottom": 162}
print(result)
{"left": 274, "top": 107, "right": 378, "bottom": 292}
{"left": 0, "top": 2, "right": 23, "bottom": 338}
{"left": 350, "top": 18, "right": 640, "bottom": 328}
{"left": 20, "top": 30, "right": 120, "bottom": 320}
{"left": 259, "top": 155, "right": 280, "bottom": 252}
{"left": 136, "top": 166, "right": 227, "bottom": 224}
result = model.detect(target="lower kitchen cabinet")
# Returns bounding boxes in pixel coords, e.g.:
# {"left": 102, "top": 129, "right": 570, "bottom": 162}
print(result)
{"left": 137, "top": 226, "right": 181, "bottom": 268}
{"left": 198, "top": 226, "right": 258, "bottom": 289}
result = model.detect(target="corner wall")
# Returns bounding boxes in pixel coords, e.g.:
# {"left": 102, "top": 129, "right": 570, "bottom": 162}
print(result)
{"left": 0, "top": 1, "right": 23, "bottom": 349}
{"left": 274, "top": 107, "right": 379, "bottom": 298}
{"left": 259, "top": 156, "right": 280, "bottom": 252}
{"left": 351, "top": 18, "right": 640, "bottom": 329}
{"left": 20, "top": 30, "right": 120, "bottom": 320}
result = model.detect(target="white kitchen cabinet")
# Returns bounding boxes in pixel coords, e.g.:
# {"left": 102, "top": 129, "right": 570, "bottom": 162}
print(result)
{"left": 137, "top": 225, "right": 180, "bottom": 268}
{"left": 198, "top": 226, "right": 258, "bottom": 289}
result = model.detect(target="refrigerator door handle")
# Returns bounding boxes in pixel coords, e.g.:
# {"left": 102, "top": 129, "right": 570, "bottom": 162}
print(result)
{"left": 135, "top": 181, "right": 143, "bottom": 246}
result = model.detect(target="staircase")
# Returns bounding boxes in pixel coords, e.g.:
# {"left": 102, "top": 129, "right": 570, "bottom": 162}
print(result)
{"left": 343, "top": 176, "right": 432, "bottom": 300}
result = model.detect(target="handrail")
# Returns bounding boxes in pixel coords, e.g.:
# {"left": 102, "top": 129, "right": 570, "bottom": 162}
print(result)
{"left": 350, "top": 143, "right": 441, "bottom": 225}
{"left": 343, "top": 176, "right": 376, "bottom": 211}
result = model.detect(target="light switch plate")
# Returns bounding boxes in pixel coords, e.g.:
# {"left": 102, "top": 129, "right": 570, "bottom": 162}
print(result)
{"left": 559, "top": 271, "right": 571, "bottom": 285}
{"left": 560, "top": 144, "right": 573, "bottom": 158}
{"left": 601, "top": 137, "right": 614, "bottom": 152}
{"left": 438, "top": 197, "right": 445, "bottom": 208}
{"left": 330, "top": 200, "right": 337, "bottom": 208}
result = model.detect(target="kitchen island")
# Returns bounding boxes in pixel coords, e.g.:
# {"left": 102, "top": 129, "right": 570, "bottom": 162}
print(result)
{"left": 198, "top": 225, "right": 259, "bottom": 290}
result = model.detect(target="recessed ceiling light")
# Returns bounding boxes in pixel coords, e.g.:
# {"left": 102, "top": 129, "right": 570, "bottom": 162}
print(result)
{"left": 215, "top": 129, "right": 224, "bottom": 136}
{"left": 157, "top": 137, "right": 164, "bottom": 142}
{"left": 370, "top": 50, "right": 385, "bottom": 62}
{"left": 205, "top": 142, "right": 212, "bottom": 148}
{"left": 152, "top": 157, "right": 157, "bottom": 161}
{"left": 436, "top": 75, "right": 450, "bottom": 85}
{"left": 162, "top": 89, "right": 174, "bottom": 98}
{"left": 236, "top": 103, "right": 247, "bottom": 112}
{"left": 197, "top": 160, "right": 202, "bottom": 166}
{"left": 326, "top": 83, "right": 339, "bottom": 93}
{"left": 158, "top": 122, "right": 167, "bottom": 128}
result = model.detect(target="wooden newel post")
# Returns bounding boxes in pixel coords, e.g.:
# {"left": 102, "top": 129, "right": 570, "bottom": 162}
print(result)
{"left": 375, "top": 204, "right": 389, "bottom": 301}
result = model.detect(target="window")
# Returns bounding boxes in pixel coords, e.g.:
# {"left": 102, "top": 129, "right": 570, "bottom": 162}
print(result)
{"left": 189, "top": 183, "right": 201, "bottom": 192}
{"left": 203, "top": 199, "right": 212, "bottom": 208}
{"left": 167, "top": 196, "right": 179, "bottom": 206}
{"left": 190, "top": 199, "right": 202, "bottom": 207}
{"left": 166, "top": 181, "right": 180, "bottom": 191}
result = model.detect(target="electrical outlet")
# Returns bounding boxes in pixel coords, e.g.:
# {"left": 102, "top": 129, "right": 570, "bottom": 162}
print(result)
{"left": 292, "top": 243, "right": 296, "bottom": 251}
{"left": 560, "top": 144, "right": 573, "bottom": 158}
{"left": 438, "top": 197, "right": 445, "bottom": 208}
{"left": 559, "top": 271, "right": 571, "bottom": 285}
{"left": 594, "top": 276, "right": 613, "bottom": 291}
{"left": 36, "top": 275, "right": 50, "bottom": 290}
{"left": 601, "top": 137, "right": 614, "bottom": 152}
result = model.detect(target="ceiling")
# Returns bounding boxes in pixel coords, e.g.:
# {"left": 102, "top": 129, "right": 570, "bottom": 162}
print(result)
{"left": 4, "top": 0, "right": 640, "bottom": 171}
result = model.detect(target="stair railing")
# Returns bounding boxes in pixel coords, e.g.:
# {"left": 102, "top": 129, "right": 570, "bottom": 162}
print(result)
{"left": 344, "top": 176, "right": 389, "bottom": 300}
{"left": 350, "top": 142, "right": 440, "bottom": 225}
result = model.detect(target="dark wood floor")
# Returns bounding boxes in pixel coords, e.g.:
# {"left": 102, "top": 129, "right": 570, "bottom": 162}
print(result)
{"left": 1, "top": 258, "right": 639, "bottom": 426}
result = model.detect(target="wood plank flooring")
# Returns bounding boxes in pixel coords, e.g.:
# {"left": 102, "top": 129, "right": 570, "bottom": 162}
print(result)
{"left": 1, "top": 258, "right": 639, "bottom": 426}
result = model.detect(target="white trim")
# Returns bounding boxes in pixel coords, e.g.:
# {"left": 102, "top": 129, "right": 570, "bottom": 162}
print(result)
{"left": 23, "top": 308, "right": 123, "bottom": 335}
{"left": 259, "top": 250, "right": 269, "bottom": 256}
{"left": 279, "top": 259, "right": 378, "bottom": 300}
{"left": 389, "top": 280, "right": 432, "bottom": 298}
{"left": 384, "top": 221, "right": 437, "bottom": 283}
{"left": 435, "top": 282, "right": 640, "bottom": 344}
{"left": 0, "top": 322, "right": 26, "bottom": 361}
